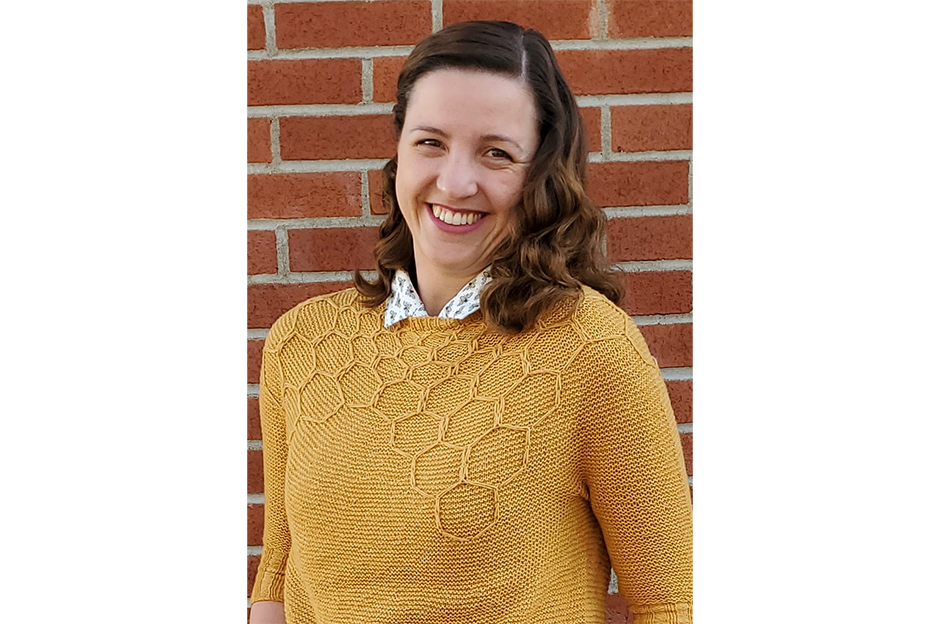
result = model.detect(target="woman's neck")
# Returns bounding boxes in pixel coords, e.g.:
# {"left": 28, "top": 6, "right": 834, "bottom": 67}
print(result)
{"left": 411, "top": 261, "right": 480, "bottom": 317}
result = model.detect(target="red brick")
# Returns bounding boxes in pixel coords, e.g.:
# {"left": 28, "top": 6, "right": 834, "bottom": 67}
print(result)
{"left": 288, "top": 227, "right": 380, "bottom": 272}
{"left": 443, "top": 0, "right": 596, "bottom": 39}
{"left": 665, "top": 380, "right": 691, "bottom": 424}
{"left": 248, "top": 397, "right": 261, "bottom": 440}
{"left": 248, "top": 283, "right": 351, "bottom": 329}
{"left": 679, "top": 432, "right": 692, "bottom": 475}
{"left": 280, "top": 115, "right": 396, "bottom": 161}
{"left": 637, "top": 322, "right": 691, "bottom": 368}
{"left": 248, "top": 555, "right": 260, "bottom": 597}
{"left": 248, "top": 230, "right": 278, "bottom": 276}
{"left": 619, "top": 270, "right": 691, "bottom": 315}
{"left": 580, "top": 107, "right": 602, "bottom": 153}
{"left": 606, "top": 215, "right": 692, "bottom": 261}
{"left": 247, "top": 5, "right": 266, "bottom": 51}
{"left": 605, "top": 592, "right": 634, "bottom": 624}
{"left": 247, "top": 118, "right": 271, "bottom": 164}
{"left": 248, "top": 339, "right": 264, "bottom": 384}
{"left": 556, "top": 49, "right": 692, "bottom": 95}
{"left": 248, "top": 173, "right": 362, "bottom": 220}
{"left": 248, "top": 504, "right": 264, "bottom": 546}
{"left": 276, "top": 1, "right": 432, "bottom": 49}
{"left": 368, "top": 169, "right": 388, "bottom": 214}
{"left": 611, "top": 104, "right": 692, "bottom": 152}
{"left": 248, "top": 449, "right": 264, "bottom": 493}
{"left": 588, "top": 161, "right": 688, "bottom": 207}
{"left": 608, "top": 0, "right": 693, "bottom": 38}
{"left": 372, "top": 56, "right": 407, "bottom": 103}
{"left": 248, "top": 59, "right": 361, "bottom": 106}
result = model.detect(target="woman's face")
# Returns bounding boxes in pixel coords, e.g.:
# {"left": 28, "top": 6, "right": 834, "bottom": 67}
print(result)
{"left": 395, "top": 68, "right": 539, "bottom": 279}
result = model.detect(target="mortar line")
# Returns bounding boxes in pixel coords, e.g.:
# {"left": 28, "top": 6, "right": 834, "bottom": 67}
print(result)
{"left": 248, "top": 329, "right": 269, "bottom": 340}
{"left": 247, "top": 493, "right": 265, "bottom": 505}
{"left": 247, "top": 384, "right": 259, "bottom": 398}
{"left": 248, "top": 271, "right": 378, "bottom": 286}
{"left": 361, "top": 58, "right": 374, "bottom": 103}
{"left": 431, "top": 0, "right": 443, "bottom": 32}
{"left": 249, "top": 46, "right": 414, "bottom": 60}
{"left": 597, "top": 0, "right": 610, "bottom": 39}
{"left": 270, "top": 117, "right": 282, "bottom": 165}
{"left": 589, "top": 150, "right": 692, "bottom": 163}
{"left": 660, "top": 367, "right": 692, "bottom": 381}
{"left": 613, "top": 260, "right": 692, "bottom": 272}
{"left": 274, "top": 226, "right": 290, "bottom": 275}
{"left": 632, "top": 314, "right": 693, "bottom": 326}
{"left": 603, "top": 205, "right": 692, "bottom": 218}
{"left": 361, "top": 170, "right": 371, "bottom": 217}
{"left": 247, "top": 216, "right": 386, "bottom": 231}
{"left": 249, "top": 159, "right": 391, "bottom": 174}
{"left": 248, "top": 546, "right": 263, "bottom": 556}
{"left": 600, "top": 105, "right": 612, "bottom": 157}
{"left": 261, "top": 2, "right": 277, "bottom": 56}
{"left": 676, "top": 423, "right": 692, "bottom": 434}
{"left": 248, "top": 440, "right": 263, "bottom": 451}
{"left": 576, "top": 93, "right": 693, "bottom": 107}
{"left": 552, "top": 37, "right": 691, "bottom": 50}
{"left": 248, "top": 103, "right": 394, "bottom": 117}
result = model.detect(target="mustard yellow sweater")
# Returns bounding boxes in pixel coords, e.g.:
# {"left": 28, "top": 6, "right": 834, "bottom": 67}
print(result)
{"left": 251, "top": 287, "right": 692, "bottom": 624}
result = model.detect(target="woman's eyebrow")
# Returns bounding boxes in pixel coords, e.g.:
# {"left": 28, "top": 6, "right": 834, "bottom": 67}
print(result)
{"left": 410, "top": 125, "right": 524, "bottom": 152}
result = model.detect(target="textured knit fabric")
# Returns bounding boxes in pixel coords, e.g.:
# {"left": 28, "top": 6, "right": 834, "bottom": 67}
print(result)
{"left": 385, "top": 267, "right": 492, "bottom": 327}
{"left": 251, "top": 286, "right": 692, "bottom": 624}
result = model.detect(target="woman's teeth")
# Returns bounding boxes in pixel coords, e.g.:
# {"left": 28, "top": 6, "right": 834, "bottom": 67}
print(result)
{"left": 431, "top": 204, "right": 483, "bottom": 226}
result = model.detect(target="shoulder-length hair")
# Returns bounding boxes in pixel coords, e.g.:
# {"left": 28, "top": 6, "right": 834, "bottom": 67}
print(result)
{"left": 354, "top": 20, "right": 623, "bottom": 333}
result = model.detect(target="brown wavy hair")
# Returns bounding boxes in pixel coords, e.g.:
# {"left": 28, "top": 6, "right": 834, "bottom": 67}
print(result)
{"left": 354, "top": 20, "right": 623, "bottom": 333}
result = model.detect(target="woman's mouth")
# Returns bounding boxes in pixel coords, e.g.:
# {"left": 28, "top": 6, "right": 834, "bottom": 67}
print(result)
{"left": 429, "top": 203, "right": 485, "bottom": 226}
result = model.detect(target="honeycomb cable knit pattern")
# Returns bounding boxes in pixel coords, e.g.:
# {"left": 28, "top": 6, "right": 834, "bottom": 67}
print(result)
{"left": 251, "top": 287, "right": 692, "bottom": 624}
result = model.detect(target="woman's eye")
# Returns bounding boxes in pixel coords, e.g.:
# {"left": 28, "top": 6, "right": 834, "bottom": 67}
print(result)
{"left": 417, "top": 139, "right": 442, "bottom": 148}
{"left": 486, "top": 148, "right": 512, "bottom": 160}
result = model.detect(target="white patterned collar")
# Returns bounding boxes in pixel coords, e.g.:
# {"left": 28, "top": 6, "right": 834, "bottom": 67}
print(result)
{"left": 384, "top": 267, "right": 492, "bottom": 327}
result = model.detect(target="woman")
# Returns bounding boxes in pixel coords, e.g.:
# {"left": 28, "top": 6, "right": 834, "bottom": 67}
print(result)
{"left": 250, "top": 21, "right": 692, "bottom": 624}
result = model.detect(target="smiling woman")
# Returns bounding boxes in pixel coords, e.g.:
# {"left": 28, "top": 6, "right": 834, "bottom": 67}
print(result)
{"left": 394, "top": 69, "right": 538, "bottom": 315}
{"left": 250, "top": 20, "right": 692, "bottom": 624}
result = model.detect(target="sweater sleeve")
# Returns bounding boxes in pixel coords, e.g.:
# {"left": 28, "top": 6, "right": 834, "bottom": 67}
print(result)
{"left": 250, "top": 330, "right": 292, "bottom": 604}
{"left": 576, "top": 314, "right": 693, "bottom": 624}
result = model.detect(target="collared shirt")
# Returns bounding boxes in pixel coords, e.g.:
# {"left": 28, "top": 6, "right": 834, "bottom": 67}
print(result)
{"left": 384, "top": 267, "right": 492, "bottom": 328}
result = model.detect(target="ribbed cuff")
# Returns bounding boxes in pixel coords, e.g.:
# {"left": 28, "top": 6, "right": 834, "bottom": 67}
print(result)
{"left": 632, "top": 602, "right": 692, "bottom": 624}
{"left": 250, "top": 550, "right": 287, "bottom": 604}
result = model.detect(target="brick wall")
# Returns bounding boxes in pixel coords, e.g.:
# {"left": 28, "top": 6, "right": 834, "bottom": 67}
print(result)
{"left": 247, "top": 1, "right": 692, "bottom": 620}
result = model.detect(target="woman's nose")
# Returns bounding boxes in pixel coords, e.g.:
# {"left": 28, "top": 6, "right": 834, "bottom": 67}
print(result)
{"left": 436, "top": 153, "right": 478, "bottom": 199}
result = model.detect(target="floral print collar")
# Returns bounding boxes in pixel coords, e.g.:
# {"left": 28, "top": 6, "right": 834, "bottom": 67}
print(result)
{"left": 384, "top": 267, "right": 492, "bottom": 327}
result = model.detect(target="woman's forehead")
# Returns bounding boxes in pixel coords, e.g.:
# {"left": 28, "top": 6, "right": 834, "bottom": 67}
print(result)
{"left": 404, "top": 69, "right": 538, "bottom": 140}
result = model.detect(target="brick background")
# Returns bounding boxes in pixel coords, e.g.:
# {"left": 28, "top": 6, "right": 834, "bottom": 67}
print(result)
{"left": 247, "top": 59, "right": 362, "bottom": 106}
{"left": 248, "top": 172, "right": 362, "bottom": 220}
{"left": 279, "top": 115, "right": 396, "bottom": 161}
{"left": 247, "top": 5, "right": 265, "bottom": 51}
{"left": 275, "top": 1, "right": 432, "bottom": 49}
{"left": 247, "top": 3, "right": 692, "bottom": 618}
{"left": 611, "top": 104, "right": 692, "bottom": 152}
{"left": 443, "top": 0, "right": 597, "bottom": 39}
{"left": 247, "top": 118, "right": 271, "bottom": 164}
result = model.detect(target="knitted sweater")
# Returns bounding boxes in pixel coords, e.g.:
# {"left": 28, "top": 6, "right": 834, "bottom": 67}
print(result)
{"left": 251, "top": 286, "right": 692, "bottom": 624}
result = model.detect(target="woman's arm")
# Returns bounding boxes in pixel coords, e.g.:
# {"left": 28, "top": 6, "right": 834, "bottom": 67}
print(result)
{"left": 577, "top": 314, "right": 693, "bottom": 624}
{"left": 250, "top": 318, "right": 294, "bottom": 607}
{"left": 249, "top": 600, "right": 286, "bottom": 624}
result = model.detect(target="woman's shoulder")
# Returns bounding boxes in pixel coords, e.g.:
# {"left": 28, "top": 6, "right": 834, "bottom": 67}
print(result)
{"left": 567, "top": 285, "right": 658, "bottom": 369}
{"left": 263, "top": 287, "right": 373, "bottom": 350}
